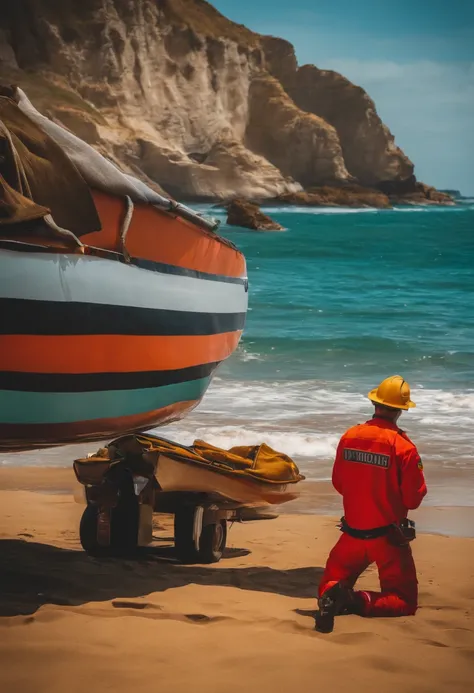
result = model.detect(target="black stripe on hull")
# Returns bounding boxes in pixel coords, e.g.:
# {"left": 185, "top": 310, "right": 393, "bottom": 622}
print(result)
{"left": 0, "top": 299, "right": 246, "bottom": 336}
{"left": 130, "top": 256, "right": 248, "bottom": 288}
{"left": 0, "top": 362, "right": 219, "bottom": 393}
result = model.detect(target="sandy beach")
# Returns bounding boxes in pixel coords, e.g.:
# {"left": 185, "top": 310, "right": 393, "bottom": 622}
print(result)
{"left": 0, "top": 469, "right": 473, "bottom": 693}
{"left": 1, "top": 2, "right": 472, "bottom": 692}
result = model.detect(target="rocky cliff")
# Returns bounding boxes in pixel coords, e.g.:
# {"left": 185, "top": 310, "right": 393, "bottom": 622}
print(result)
{"left": 0, "top": 0, "right": 447, "bottom": 203}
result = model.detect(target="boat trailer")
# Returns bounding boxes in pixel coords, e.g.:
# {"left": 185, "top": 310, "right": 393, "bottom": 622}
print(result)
{"left": 73, "top": 450, "right": 278, "bottom": 564}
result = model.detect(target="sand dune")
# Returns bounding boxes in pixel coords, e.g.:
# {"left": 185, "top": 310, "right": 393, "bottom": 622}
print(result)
{"left": 0, "top": 478, "right": 473, "bottom": 693}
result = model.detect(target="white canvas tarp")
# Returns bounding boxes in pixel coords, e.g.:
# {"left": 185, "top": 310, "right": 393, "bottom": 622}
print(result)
{"left": 16, "top": 88, "right": 218, "bottom": 233}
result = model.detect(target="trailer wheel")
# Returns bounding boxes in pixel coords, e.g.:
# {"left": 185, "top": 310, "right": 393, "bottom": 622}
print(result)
{"left": 174, "top": 505, "right": 200, "bottom": 563}
{"left": 79, "top": 504, "right": 104, "bottom": 555}
{"left": 199, "top": 519, "right": 227, "bottom": 564}
{"left": 79, "top": 479, "right": 139, "bottom": 556}
{"left": 174, "top": 505, "right": 227, "bottom": 564}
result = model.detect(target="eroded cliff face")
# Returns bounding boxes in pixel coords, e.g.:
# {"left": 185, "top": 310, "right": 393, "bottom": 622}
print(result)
{"left": 261, "top": 36, "right": 415, "bottom": 187}
{"left": 0, "top": 0, "right": 434, "bottom": 201}
{"left": 246, "top": 75, "right": 349, "bottom": 187}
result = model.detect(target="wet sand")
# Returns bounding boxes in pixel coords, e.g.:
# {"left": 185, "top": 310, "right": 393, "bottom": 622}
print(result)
{"left": 1, "top": 465, "right": 473, "bottom": 537}
{"left": 0, "top": 469, "right": 473, "bottom": 693}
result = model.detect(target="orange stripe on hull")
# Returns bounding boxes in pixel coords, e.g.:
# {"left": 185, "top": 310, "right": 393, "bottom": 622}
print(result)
{"left": 84, "top": 190, "right": 246, "bottom": 279}
{"left": 0, "top": 332, "right": 242, "bottom": 374}
{"left": 0, "top": 399, "right": 198, "bottom": 452}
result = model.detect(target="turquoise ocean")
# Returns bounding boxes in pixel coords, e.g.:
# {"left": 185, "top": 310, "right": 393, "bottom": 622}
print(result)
{"left": 165, "top": 200, "right": 474, "bottom": 508}
{"left": 4, "top": 200, "right": 474, "bottom": 508}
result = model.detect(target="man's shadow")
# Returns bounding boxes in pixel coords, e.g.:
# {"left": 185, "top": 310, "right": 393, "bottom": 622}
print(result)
{"left": 0, "top": 539, "right": 324, "bottom": 617}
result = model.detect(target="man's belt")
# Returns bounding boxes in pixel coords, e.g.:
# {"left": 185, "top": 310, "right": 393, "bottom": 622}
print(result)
{"left": 339, "top": 517, "right": 416, "bottom": 543}
{"left": 339, "top": 519, "right": 392, "bottom": 539}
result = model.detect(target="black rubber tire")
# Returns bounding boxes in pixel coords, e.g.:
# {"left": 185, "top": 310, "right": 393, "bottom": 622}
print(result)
{"left": 174, "top": 505, "right": 200, "bottom": 564}
{"left": 79, "top": 503, "right": 103, "bottom": 555}
{"left": 198, "top": 520, "right": 227, "bottom": 564}
{"left": 79, "top": 479, "right": 139, "bottom": 557}
{"left": 174, "top": 505, "right": 227, "bottom": 564}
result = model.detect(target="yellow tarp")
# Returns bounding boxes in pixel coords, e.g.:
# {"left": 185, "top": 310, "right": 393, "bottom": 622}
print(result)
{"left": 135, "top": 435, "right": 304, "bottom": 485}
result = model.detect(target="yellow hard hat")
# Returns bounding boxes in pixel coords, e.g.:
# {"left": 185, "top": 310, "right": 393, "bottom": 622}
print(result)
{"left": 368, "top": 375, "right": 416, "bottom": 410}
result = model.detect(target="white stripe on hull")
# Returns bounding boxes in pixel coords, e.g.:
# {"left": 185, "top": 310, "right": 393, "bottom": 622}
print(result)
{"left": 0, "top": 250, "right": 248, "bottom": 314}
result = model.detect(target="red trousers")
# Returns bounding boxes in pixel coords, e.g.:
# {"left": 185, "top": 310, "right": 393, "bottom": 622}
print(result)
{"left": 319, "top": 533, "right": 418, "bottom": 617}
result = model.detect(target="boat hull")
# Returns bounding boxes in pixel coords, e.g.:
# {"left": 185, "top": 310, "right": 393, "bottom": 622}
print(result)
{"left": 0, "top": 243, "right": 247, "bottom": 451}
{"left": 155, "top": 454, "right": 300, "bottom": 506}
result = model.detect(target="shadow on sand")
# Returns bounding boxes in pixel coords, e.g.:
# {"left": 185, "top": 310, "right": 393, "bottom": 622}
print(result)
{"left": 0, "top": 539, "right": 323, "bottom": 617}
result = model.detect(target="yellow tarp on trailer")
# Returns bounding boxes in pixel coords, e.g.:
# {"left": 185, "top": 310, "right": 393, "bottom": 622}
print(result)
{"left": 135, "top": 434, "right": 304, "bottom": 485}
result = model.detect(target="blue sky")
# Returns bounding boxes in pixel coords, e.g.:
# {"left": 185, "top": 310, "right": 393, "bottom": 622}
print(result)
{"left": 212, "top": 1, "right": 474, "bottom": 193}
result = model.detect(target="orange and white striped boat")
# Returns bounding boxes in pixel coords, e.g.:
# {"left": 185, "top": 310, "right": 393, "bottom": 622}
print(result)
{"left": 0, "top": 92, "right": 248, "bottom": 452}
{"left": 0, "top": 192, "right": 247, "bottom": 451}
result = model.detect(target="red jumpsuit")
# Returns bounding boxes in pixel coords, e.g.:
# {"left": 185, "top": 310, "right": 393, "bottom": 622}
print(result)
{"left": 319, "top": 416, "right": 427, "bottom": 617}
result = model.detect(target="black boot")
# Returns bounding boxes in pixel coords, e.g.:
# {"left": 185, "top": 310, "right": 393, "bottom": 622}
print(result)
{"left": 314, "top": 583, "right": 355, "bottom": 633}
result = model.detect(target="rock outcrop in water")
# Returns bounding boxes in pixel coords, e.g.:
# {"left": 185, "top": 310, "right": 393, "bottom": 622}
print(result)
{"left": 226, "top": 199, "right": 284, "bottom": 231}
{"left": 0, "top": 0, "right": 451, "bottom": 205}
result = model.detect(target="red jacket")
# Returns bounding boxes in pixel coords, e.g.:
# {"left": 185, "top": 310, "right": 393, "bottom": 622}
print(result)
{"left": 332, "top": 417, "right": 427, "bottom": 530}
